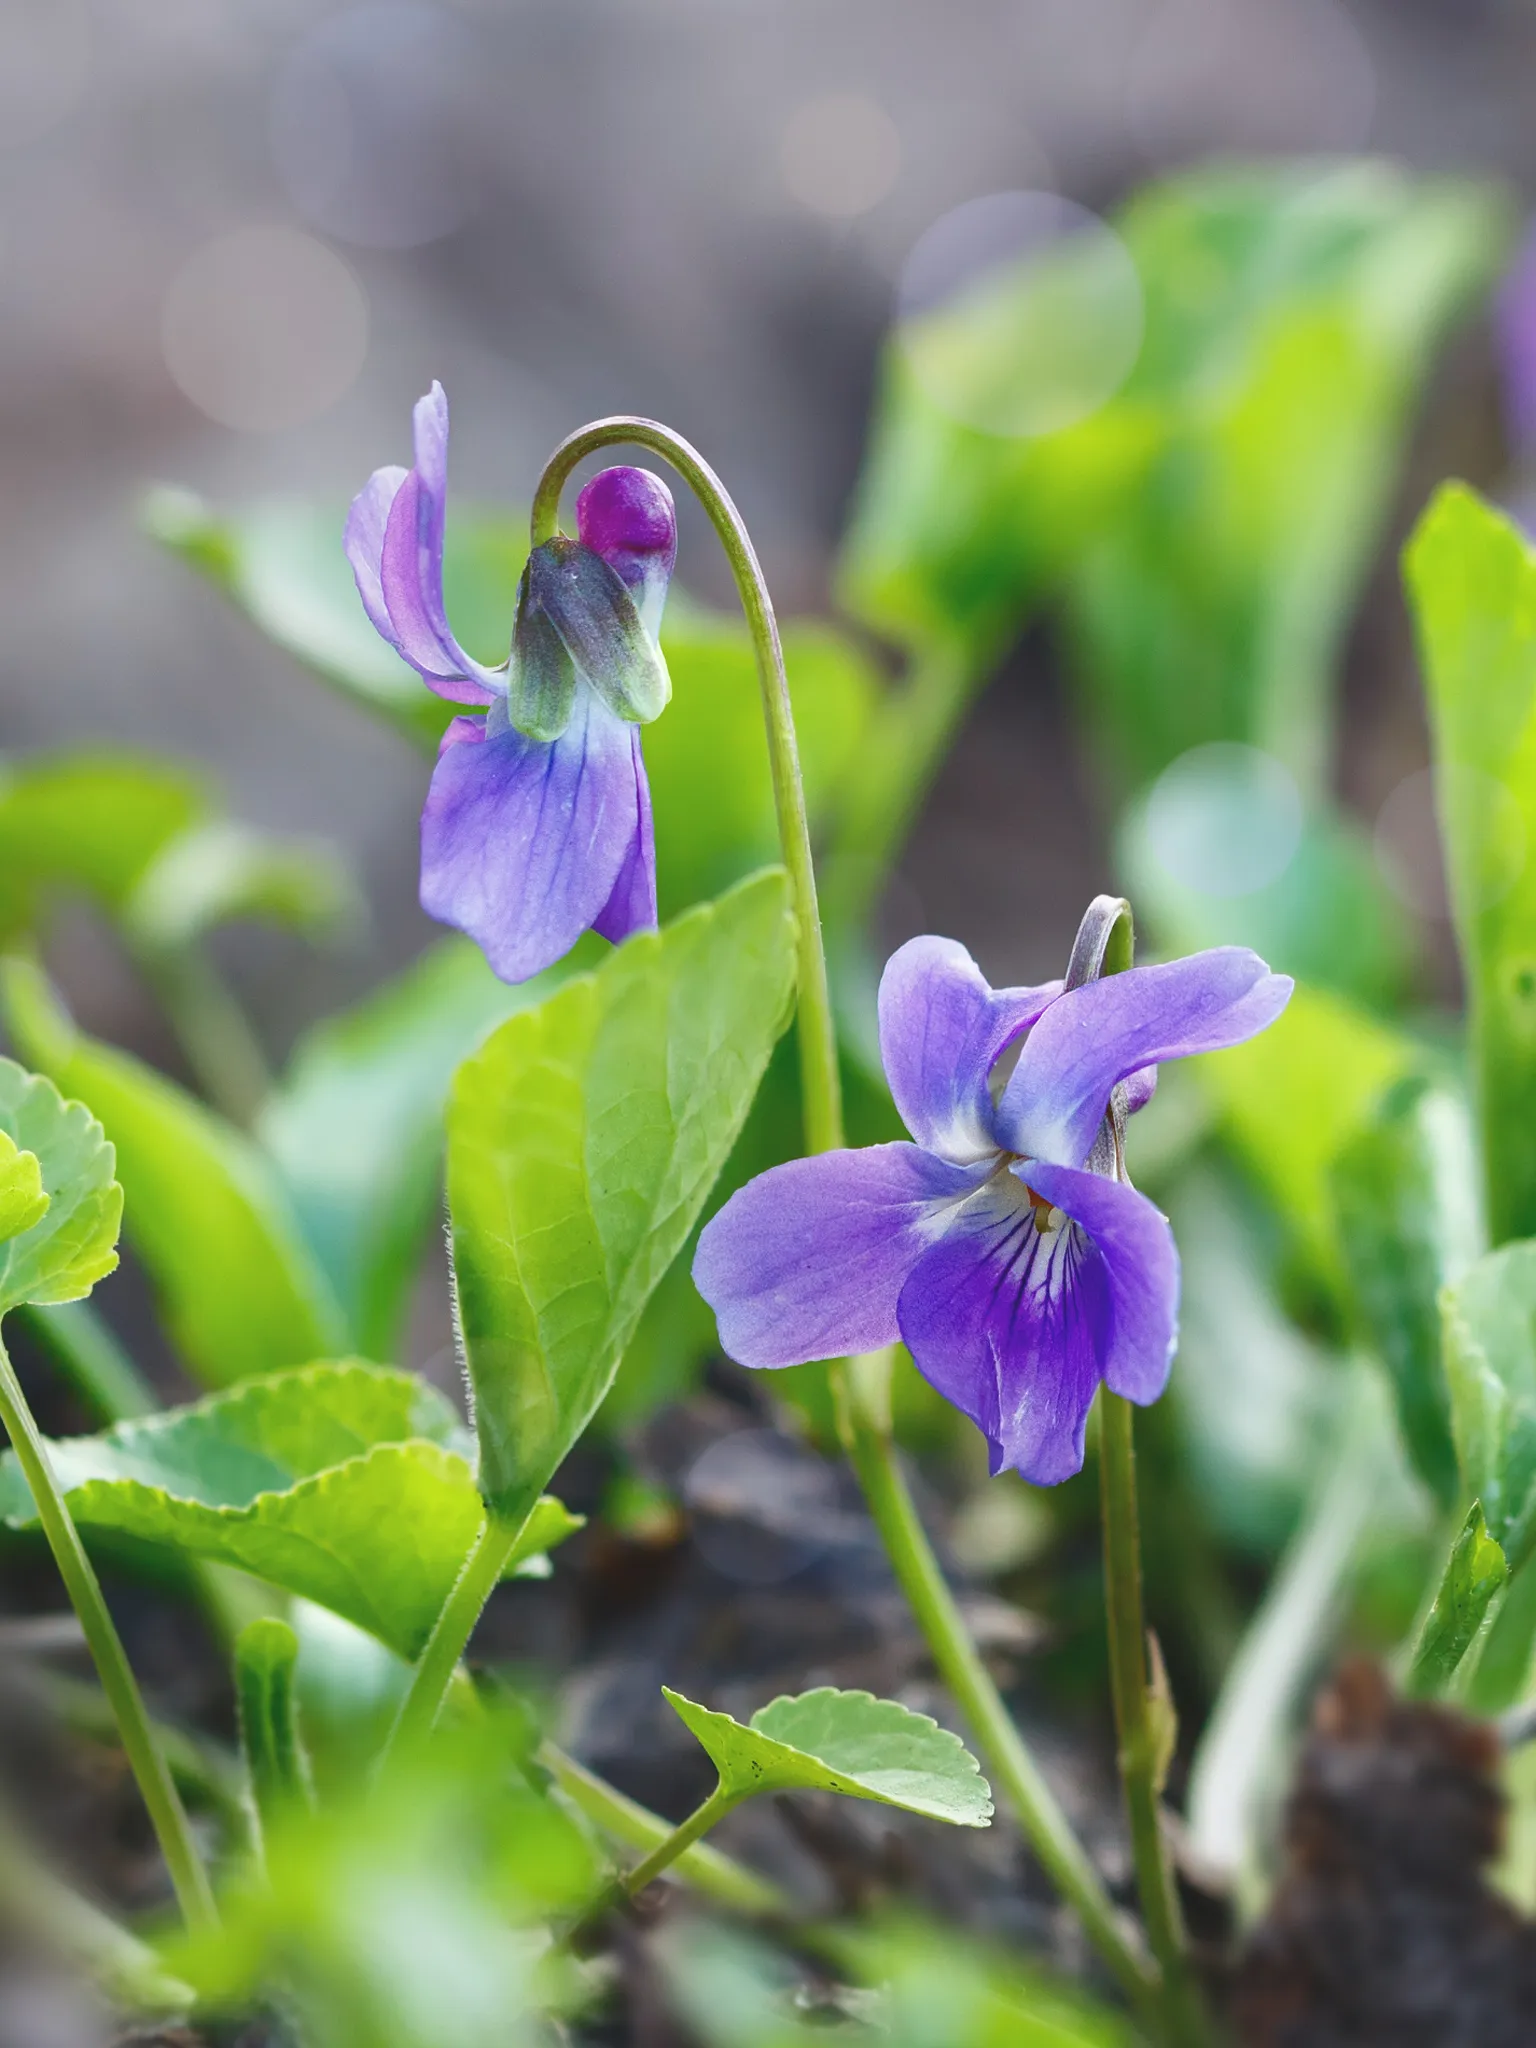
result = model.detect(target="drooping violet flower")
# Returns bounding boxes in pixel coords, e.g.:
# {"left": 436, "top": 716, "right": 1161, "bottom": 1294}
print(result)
{"left": 345, "top": 383, "right": 677, "bottom": 982}
{"left": 694, "top": 931, "right": 1291, "bottom": 1484}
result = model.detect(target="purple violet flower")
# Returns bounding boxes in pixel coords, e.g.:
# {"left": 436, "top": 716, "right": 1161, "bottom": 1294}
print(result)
{"left": 345, "top": 383, "right": 677, "bottom": 982}
{"left": 693, "top": 932, "right": 1291, "bottom": 1484}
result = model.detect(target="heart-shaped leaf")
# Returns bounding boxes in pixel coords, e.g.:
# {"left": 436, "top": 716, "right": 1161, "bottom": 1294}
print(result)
{"left": 448, "top": 869, "right": 796, "bottom": 1522}
{"left": 3, "top": 960, "right": 346, "bottom": 1383}
{"left": 123, "top": 821, "right": 360, "bottom": 951}
{"left": 664, "top": 1685, "right": 992, "bottom": 1827}
{"left": 0, "top": 1060, "right": 121, "bottom": 1312}
{"left": 0, "top": 1362, "right": 579, "bottom": 1658}
{"left": 0, "top": 751, "right": 205, "bottom": 934}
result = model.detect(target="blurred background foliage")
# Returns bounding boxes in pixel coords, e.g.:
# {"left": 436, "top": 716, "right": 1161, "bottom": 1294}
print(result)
{"left": 7, "top": 0, "right": 1536, "bottom": 2040}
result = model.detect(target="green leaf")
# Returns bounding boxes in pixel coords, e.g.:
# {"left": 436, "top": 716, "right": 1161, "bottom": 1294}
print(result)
{"left": 1068, "top": 163, "right": 1507, "bottom": 797}
{"left": 448, "top": 869, "right": 797, "bottom": 1520}
{"left": 1406, "top": 1502, "right": 1508, "bottom": 1698}
{"left": 0, "top": 1132, "right": 48, "bottom": 1244}
{"left": 1194, "top": 980, "right": 1419, "bottom": 1289}
{"left": 1443, "top": 1240, "right": 1536, "bottom": 1567}
{"left": 143, "top": 492, "right": 464, "bottom": 751}
{"left": 1331, "top": 1077, "right": 1484, "bottom": 1505}
{"left": 664, "top": 1686, "right": 993, "bottom": 1827}
{"left": 123, "top": 821, "right": 360, "bottom": 951}
{"left": 0, "top": 1362, "right": 580, "bottom": 1658}
{"left": 259, "top": 937, "right": 594, "bottom": 1360}
{"left": 3, "top": 960, "right": 346, "bottom": 1384}
{"left": 1405, "top": 483, "right": 1536, "bottom": 1245}
{"left": 0, "top": 1060, "right": 121, "bottom": 1312}
{"left": 0, "top": 751, "right": 206, "bottom": 937}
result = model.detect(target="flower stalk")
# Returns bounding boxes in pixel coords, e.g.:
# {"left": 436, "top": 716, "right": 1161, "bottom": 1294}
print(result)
{"left": 384, "top": 1507, "right": 527, "bottom": 1758}
{"left": 0, "top": 1330, "right": 217, "bottom": 1931}
{"left": 529, "top": 420, "right": 1159, "bottom": 2015}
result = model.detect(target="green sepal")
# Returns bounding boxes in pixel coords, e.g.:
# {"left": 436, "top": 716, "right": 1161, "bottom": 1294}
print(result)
{"left": 505, "top": 560, "right": 578, "bottom": 741}
{"left": 521, "top": 537, "right": 670, "bottom": 728}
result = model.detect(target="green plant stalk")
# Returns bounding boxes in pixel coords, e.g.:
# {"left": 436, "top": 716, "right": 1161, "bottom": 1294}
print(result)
{"left": 531, "top": 419, "right": 841, "bottom": 1157}
{"left": 0, "top": 1329, "right": 216, "bottom": 1930}
{"left": 532, "top": 418, "right": 1159, "bottom": 2016}
{"left": 539, "top": 1741, "right": 788, "bottom": 1915}
{"left": 618, "top": 1783, "right": 742, "bottom": 1897}
{"left": 235, "top": 1620, "right": 312, "bottom": 1857}
{"left": 1098, "top": 1390, "right": 1206, "bottom": 2043}
{"left": 25, "top": 1667, "right": 246, "bottom": 1832}
{"left": 383, "top": 1508, "right": 525, "bottom": 1756}
{"left": 0, "top": 1801, "right": 193, "bottom": 2012}
{"left": 132, "top": 937, "right": 272, "bottom": 1129}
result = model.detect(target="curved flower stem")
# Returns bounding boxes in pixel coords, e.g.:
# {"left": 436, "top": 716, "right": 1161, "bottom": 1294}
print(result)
{"left": 619, "top": 1784, "right": 742, "bottom": 1898}
{"left": 0, "top": 1329, "right": 217, "bottom": 1932}
{"left": 1099, "top": 1391, "right": 1208, "bottom": 2043}
{"left": 536, "top": 421, "right": 1160, "bottom": 2017}
{"left": 383, "top": 1508, "right": 525, "bottom": 1758}
{"left": 531, "top": 419, "right": 841, "bottom": 1157}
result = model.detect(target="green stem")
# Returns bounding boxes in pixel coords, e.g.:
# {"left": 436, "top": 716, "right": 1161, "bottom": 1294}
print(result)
{"left": 539, "top": 1742, "right": 786, "bottom": 1915}
{"left": 1099, "top": 1390, "right": 1206, "bottom": 2043}
{"left": 533, "top": 421, "right": 1155, "bottom": 2013}
{"left": 531, "top": 419, "right": 840, "bottom": 1156}
{"left": 384, "top": 1509, "right": 523, "bottom": 1758}
{"left": 133, "top": 938, "right": 272, "bottom": 1128}
{"left": 619, "top": 1783, "right": 742, "bottom": 1897}
{"left": 0, "top": 1328, "right": 216, "bottom": 1930}
{"left": 840, "top": 1372, "right": 1158, "bottom": 2019}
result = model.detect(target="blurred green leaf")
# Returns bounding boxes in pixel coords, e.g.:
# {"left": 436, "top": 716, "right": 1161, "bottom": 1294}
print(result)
{"left": 123, "top": 820, "right": 360, "bottom": 951}
{"left": 0, "top": 1361, "right": 579, "bottom": 1657}
{"left": 259, "top": 937, "right": 594, "bottom": 1361}
{"left": 1070, "top": 162, "right": 1509, "bottom": 797}
{"left": 0, "top": 1060, "right": 121, "bottom": 1311}
{"left": 144, "top": 491, "right": 459, "bottom": 751}
{"left": 660, "top": 1918, "right": 1132, "bottom": 2048}
{"left": 163, "top": 1701, "right": 598, "bottom": 2048}
{"left": 235, "top": 1616, "right": 312, "bottom": 1844}
{"left": 665, "top": 1685, "right": 993, "bottom": 1827}
{"left": 3, "top": 958, "right": 346, "bottom": 1382}
{"left": 448, "top": 871, "right": 796, "bottom": 1521}
{"left": 0, "top": 752, "right": 205, "bottom": 937}
{"left": 1194, "top": 980, "right": 1419, "bottom": 1287}
{"left": 1331, "top": 1077, "right": 1483, "bottom": 1505}
{"left": 1406, "top": 1501, "right": 1508, "bottom": 1698}
{"left": 1406, "top": 483, "right": 1536, "bottom": 1245}
{"left": 1443, "top": 1240, "right": 1536, "bottom": 1567}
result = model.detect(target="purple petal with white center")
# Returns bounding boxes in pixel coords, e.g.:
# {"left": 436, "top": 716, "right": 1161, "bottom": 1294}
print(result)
{"left": 1018, "top": 1161, "right": 1179, "bottom": 1406}
{"left": 1000, "top": 948, "right": 1293, "bottom": 1168}
{"left": 577, "top": 467, "right": 677, "bottom": 639}
{"left": 693, "top": 1144, "right": 989, "bottom": 1370}
{"left": 896, "top": 1176, "right": 1106, "bottom": 1486}
{"left": 878, "top": 936, "right": 1062, "bottom": 1166}
{"left": 419, "top": 687, "right": 640, "bottom": 983}
{"left": 344, "top": 463, "right": 407, "bottom": 645}
{"left": 373, "top": 383, "right": 501, "bottom": 705}
{"left": 592, "top": 726, "right": 657, "bottom": 944}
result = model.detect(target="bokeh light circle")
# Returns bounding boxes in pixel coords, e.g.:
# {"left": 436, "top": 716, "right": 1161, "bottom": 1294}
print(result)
{"left": 271, "top": 3, "right": 479, "bottom": 250}
{"left": 161, "top": 227, "right": 369, "bottom": 433}
{"left": 780, "top": 93, "right": 902, "bottom": 220}
{"left": 1141, "top": 743, "right": 1305, "bottom": 899}
{"left": 896, "top": 191, "right": 1143, "bottom": 439}
{"left": 1374, "top": 765, "right": 1526, "bottom": 920}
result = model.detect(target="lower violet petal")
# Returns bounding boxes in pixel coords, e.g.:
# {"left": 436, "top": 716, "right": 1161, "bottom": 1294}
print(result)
{"left": 420, "top": 688, "right": 639, "bottom": 983}
{"left": 693, "top": 1144, "right": 987, "bottom": 1371}
{"left": 1020, "top": 1160, "right": 1179, "bottom": 1407}
{"left": 592, "top": 726, "right": 657, "bottom": 944}
{"left": 897, "top": 1179, "right": 1109, "bottom": 1485}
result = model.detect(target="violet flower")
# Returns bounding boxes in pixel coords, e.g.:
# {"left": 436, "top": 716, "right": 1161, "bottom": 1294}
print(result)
{"left": 346, "top": 383, "right": 676, "bottom": 982}
{"left": 694, "top": 931, "right": 1291, "bottom": 1484}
